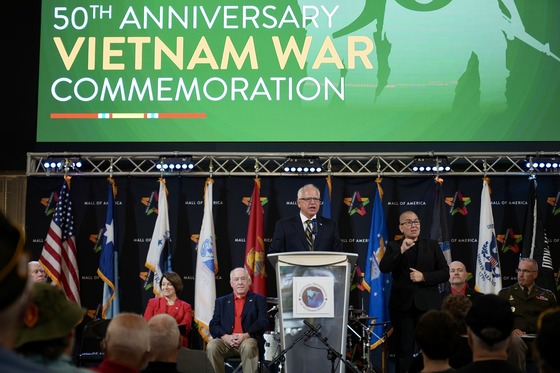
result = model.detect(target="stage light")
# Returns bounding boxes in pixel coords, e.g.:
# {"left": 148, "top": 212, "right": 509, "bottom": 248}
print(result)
{"left": 43, "top": 157, "right": 83, "bottom": 172}
{"left": 412, "top": 156, "right": 451, "bottom": 173}
{"left": 525, "top": 156, "right": 559, "bottom": 171}
{"left": 283, "top": 156, "right": 322, "bottom": 173}
{"left": 156, "top": 156, "right": 194, "bottom": 172}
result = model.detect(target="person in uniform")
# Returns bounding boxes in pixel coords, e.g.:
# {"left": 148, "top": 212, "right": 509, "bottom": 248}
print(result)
{"left": 498, "top": 258, "right": 558, "bottom": 371}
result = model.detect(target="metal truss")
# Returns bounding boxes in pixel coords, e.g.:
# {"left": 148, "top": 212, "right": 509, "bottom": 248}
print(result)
{"left": 27, "top": 151, "right": 559, "bottom": 177}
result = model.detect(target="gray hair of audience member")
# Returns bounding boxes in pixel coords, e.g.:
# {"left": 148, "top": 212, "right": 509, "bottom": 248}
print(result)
{"left": 442, "top": 294, "right": 472, "bottom": 334}
{"left": 147, "top": 313, "right": 181, "bottom": 360}
{"left": 415, "top": 309, "right": 460, "bottom": 360}
{"left": 102, "top": 313, "right": 150, "bottom": 368}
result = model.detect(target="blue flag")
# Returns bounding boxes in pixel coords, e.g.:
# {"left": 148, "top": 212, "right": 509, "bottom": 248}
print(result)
{"left": 97, "top": 179, "right": 120, "bottom": 319}
{"left": 365, "top": 180, "right": 392, "bottom": 349}
{"left": 322, "top": 176, "right": 332, "bottom": 218}
{"left": 430, "top": 177, "right": 452, "bottom": 264}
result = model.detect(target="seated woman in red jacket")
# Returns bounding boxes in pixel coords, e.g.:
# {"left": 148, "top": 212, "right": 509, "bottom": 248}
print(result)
{"left": 144, "top": 271, "right": 193, "bottom": 348}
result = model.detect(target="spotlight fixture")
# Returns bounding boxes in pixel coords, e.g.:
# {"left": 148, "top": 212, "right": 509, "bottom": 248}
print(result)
{"left": 156, "top": 156, "right": 194, "bottom": 172}
{"left": 412, "top": 156, "right": 451, "bottom": 173}
{"left": 525, "top": 156, "right": 559, "bottom": 171}
{"left": 43, "top": 157, "right": 83, "bottom": 172}
{"left": 283, "top": 156, "right": 322, "bottom": 173}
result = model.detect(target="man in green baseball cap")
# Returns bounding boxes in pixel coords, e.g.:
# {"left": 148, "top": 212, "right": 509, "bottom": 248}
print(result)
{"left": 15, "top": 281, "right": 90, "bottom": 372}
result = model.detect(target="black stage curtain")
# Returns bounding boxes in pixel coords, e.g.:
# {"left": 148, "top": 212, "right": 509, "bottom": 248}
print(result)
{"left": 25, "top": 175, "right": 560, "bottom": 319}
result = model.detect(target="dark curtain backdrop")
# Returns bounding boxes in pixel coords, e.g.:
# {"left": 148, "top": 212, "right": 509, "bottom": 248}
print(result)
{"left": 25, "top": 175, "right": 560, "bottom": 324}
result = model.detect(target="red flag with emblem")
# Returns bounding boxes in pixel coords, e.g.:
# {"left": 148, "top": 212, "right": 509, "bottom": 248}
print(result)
{"left": 244, "top": 178, "right": 266, "bottom": 296}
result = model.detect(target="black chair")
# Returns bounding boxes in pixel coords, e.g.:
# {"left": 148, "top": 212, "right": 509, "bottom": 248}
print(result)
{"left": 77, "top": 318, "right": 111, "bottom": 367}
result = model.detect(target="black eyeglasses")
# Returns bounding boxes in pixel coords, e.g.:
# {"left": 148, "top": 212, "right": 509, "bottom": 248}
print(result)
{"left": 400, "top": 219, "right": 421, "bottom": 227}
{"left": 515, "top": 269, "right": 537, "bottom": 274}
{"left": 299, "top": 197, "right": 321, "bottom": 203}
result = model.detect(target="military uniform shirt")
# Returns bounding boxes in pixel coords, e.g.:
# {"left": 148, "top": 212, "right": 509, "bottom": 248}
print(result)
{"left": 498, "top": 284, "right": 557, "bottom": 334}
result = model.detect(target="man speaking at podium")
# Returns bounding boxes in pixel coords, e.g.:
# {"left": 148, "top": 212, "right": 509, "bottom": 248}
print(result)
{"left": 269, "top": 184, "right": 343, "bottom": 254}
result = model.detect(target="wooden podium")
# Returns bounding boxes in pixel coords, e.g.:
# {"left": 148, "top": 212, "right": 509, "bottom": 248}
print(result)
{"left": 267, "top": 251, "right": 358, "bottom": 373}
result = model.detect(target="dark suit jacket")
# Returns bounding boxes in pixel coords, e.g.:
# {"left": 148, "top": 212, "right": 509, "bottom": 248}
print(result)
{"left": 209, "top": 291, "right": 269, "bottom": 345}
{"left": 379, "top": 237, "right": 449, "bottom": 311}
{"left": 268, "top": 215, "right": 343, "bottom": 253}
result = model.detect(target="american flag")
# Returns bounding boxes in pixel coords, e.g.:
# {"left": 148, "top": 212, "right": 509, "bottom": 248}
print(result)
{"left": 40, "top": 177, "right": 80, "bottom": 305}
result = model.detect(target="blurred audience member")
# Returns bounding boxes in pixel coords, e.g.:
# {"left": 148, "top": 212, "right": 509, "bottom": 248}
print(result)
{"left": 14, "top": 282, "right": 91, "bottom": 372}
{"left": 93, "top": 313, "right": 151, "bottom": 373}
{"left": 412, "top": 309, "right": 459, "bottom": 373}
{"left": 144, "top": 271, "right": 193, "bottom": 348}
{"left": 0, "top": 211, "right": 51, "bottom": 373}
{"left": 141, "top": 314, "right": 180, "bottom": 373}
{"left": 457, "top": 294, "right": 522, "bottom": 373}
{"left": 442, "top": 294, "right": 473, "bottom": 369}
{"left": 28, "top": 261, "right": 47, "bottom": 283}
{"left": 532, "top": 307, "right": 560, "bottom": 373}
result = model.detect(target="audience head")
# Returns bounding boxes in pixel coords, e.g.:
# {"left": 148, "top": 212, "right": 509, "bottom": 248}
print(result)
{"left": 449, "top": 261, "right": 468, "bottom": 287}
{"left": 415, "top": 309, "right": 459, "bottom": 361}
{"left": 0, "top": 212, "right": 31, "bottom": 348}
{"left": 516, "top": 258, "right": 538, "bottom": 288}
{"left": 230, "top": 267, "right": 252, "bottom": 298}
{"left": 160, "top": 271, "right": 183, "bottom": 296}
{"left": 147, "top": 313, "right": 181, "bottom": 362}
{"left": 28, "top": 261, "right": 47, "bottom": 283}
{"left": 102, "top": 312, "right": 151, "bottom": 369}
{"left": 297, "top": 184, "right": 321, "bottom": 219}
{"left": 466, "top": 294, "right": 513, "bottom": 350}
{"left": 14, "top": 281, "right": 86, "bottom": 358}
{"left": 442, "top": 294, "right": 472, "bottom": 334}
{"left": 534, "top": 307, "right": 560, "bottom": 372}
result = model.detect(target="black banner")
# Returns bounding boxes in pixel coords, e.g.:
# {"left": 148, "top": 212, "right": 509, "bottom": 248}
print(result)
{"left": 26, "top": 175, "right": 560, "bottom": 319}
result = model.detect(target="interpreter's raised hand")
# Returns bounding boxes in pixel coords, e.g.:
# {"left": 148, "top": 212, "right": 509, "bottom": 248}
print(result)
{"left": 400, "top": 238, "right": 415, "bottom": 254}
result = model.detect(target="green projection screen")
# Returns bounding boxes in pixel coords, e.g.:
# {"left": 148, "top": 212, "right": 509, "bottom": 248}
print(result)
{"left": 37, "top": 0, "right": 560, "bottom": 144}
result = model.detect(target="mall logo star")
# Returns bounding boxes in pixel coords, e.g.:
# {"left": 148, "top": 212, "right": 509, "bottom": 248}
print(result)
{"left": 497, "top": 228, "right": 522, "bottom": 253}
{"left": 40, "top": 191, "right": 59, "bottom": 216}
{"left": 445, "top": 191, "right": 470, "bottom": 215}
{"left": 141, "top": 190, "right": 158, "bottom": 215}
{"left": 344, "top": 191, "right": 369, "bottom": 216}
{"left": 548, "top": 192, "right": 559, "bottom": 215}
{"left": 242, "top": 195, "right": 268, "bottom": 214}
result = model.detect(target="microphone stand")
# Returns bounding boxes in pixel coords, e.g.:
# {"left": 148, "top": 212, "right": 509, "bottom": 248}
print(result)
{"left": 303, "top": 320, "right": 360, "bottom": 373}
{"left": 266, "top": 326, "right": 313, "bottom": 372}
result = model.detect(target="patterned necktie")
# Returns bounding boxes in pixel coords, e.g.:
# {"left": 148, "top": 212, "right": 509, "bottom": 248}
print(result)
{"left": 305, "top": 219, "right": 314, "bottom": 251}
